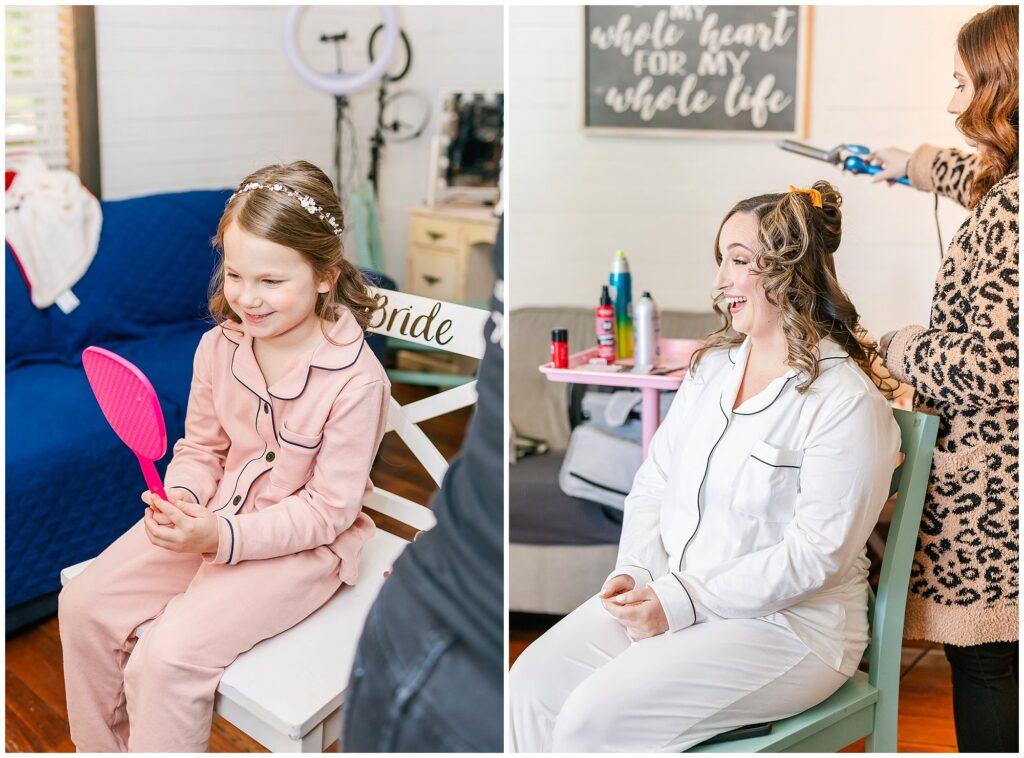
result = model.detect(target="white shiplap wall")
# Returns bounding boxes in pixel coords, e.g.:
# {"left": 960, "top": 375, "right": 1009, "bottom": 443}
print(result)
{"left": 508, "top": 5, "right": 985, "bottom": 338}
{"left": 94, "top": 5, "right": 503, "bottom": 286}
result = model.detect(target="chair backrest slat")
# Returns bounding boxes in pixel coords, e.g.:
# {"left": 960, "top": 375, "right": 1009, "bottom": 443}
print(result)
{"left": 368, "top": 287, "right": 489, "bottom": 359}
{"left": 867, "top": 409, "right": 938, "bottom": 690}
{"left": 364, "top": 289, "right": 489, "bottom": 530}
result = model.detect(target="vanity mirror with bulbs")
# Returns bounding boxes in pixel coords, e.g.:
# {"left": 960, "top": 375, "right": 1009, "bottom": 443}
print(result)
{"left": 405, "top": 90, "right": 502, "bottom": 308}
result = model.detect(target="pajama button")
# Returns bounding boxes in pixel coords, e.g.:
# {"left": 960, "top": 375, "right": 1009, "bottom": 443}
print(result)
{"left": 264, "top": 402, "right": 270, "bottom": 413}
{"left": 233, "top": 495, "right": 241, "bottom": 505}
{"left": 266, "top": 452, "right": 276, "bottom": 462}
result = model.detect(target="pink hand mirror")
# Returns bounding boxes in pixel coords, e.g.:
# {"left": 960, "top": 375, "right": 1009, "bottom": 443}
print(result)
{"left": 82, "top": 346, "right": 168, "bottom": 501}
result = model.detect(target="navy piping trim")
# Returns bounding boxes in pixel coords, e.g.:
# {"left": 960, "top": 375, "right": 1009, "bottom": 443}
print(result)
{"left": 731, "top": 353, "right": 850, "bottom": 416}
{"left": 731, "top": 376, "right": 796, "bottom": 416}
{"left": 279, "top": 430, "right": 323, "bottom": 450}
{"left": 750, "top": 455, "right": 801, "bottom": 470}
{"left": 268, "top": 338, "right": 367, "bottom": 401}
{"left": 568, "top": 471, "right": 630, "bottom": 497}
{"left": 234, "top": 468, "right": 271, "bottom": 515}
{"left": 672, "top": 573, "right": 697, "bottom": 625}
{"left": 622, "top": 563, "right": 654, "bottom": 581}
{"left": 267, "top": 400, "right": 277, "bottom": 440}
{"left": 680, "top": 401, "right": 729, "bottom": 572}
{"left": 218, "top": 326, "right": 277, "bottom": 437}
{"left": 169, "top": 485, "right": 200, "bottom": 504}
{"left": 220, "top": 516, "right": 235, "bottom": 564}
{"left": 727, "top": 346, "right": 737, "bottom": 365}
{"left": 220, "top": 324, "right": 243, "bottom": 345}
{"left": 224, "top": 329, "right": 272, "bottom": 406}
{"left": 212, "top": 400, "right": 269, "bottom": 512}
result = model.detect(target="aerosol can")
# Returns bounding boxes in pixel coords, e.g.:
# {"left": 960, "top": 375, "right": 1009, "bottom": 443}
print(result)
{"left": 633, "top": 291, "right": 660, "bottom": 372}
{"left": 609, "top": 250, "right": 633, "bottom": 359}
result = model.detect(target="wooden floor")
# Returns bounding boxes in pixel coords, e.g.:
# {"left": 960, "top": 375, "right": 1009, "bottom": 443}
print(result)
{"left": 510, "top": 613, "right": 958, "bottom": 752}
{"left": 5, "top": 382, "right": 470, "bottom": 753}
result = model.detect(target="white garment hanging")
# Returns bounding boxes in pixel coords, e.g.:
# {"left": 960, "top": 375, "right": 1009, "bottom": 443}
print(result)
{"left": 5, "top": 153, "right": 102, "bottom": 310}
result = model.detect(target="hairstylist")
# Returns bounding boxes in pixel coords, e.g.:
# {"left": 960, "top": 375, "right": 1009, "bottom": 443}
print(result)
{"left": 869, "top": 6, "right": 1018, "bottom": 753}
{"left": 341, "top": 218, "right": 504, "bottom": 752}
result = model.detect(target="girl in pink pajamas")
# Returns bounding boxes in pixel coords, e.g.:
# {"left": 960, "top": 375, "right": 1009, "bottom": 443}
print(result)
{"left": 58, "top": 161, "right": 390, "bottom": 752}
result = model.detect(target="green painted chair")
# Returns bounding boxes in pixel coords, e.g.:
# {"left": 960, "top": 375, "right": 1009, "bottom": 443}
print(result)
{"left": 690, "top": 409, "right": 939, "bottom": 753}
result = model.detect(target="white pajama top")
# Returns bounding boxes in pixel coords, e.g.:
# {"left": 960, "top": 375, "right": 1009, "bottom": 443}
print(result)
{"left": 612, "top": 338, "right": 901, "bottom": 676}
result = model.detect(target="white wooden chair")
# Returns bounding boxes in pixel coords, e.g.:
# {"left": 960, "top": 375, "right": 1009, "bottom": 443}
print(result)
{"left": 60, "top": 288, "right": 490, "bottom": 752}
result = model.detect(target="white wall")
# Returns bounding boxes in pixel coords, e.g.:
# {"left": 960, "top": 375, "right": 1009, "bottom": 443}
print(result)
{"left": 94, "top": 4, "right": 503, "bottom": 286}
{"left": 509, "top": 5, "right": 985, "bottom": 337}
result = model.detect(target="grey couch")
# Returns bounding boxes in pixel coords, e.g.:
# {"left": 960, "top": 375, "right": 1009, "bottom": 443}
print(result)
{"left": 509, "top": 306, "right": 719, "bottom": 615}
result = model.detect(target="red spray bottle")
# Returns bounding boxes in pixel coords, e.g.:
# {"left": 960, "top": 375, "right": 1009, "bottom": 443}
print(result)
{"left": 596, "top": 285, "right": 616, "bottom": 365}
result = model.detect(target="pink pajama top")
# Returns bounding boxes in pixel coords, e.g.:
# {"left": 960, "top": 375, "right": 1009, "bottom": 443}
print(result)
{"left": 162, "top": 308, "right": 390, "bottom": 584}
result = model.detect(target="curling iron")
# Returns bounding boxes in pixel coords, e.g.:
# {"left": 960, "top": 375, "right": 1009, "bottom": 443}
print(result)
{"left": 780, "top": 139, "right": 948, "bottom": 257}
{"left": 778, "top": 140, "right": 911, "bottom": 186}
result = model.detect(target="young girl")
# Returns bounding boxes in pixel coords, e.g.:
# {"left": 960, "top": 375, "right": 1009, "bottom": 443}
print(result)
{"left": 58, "top": 161, "right": 390, "bottom": 752}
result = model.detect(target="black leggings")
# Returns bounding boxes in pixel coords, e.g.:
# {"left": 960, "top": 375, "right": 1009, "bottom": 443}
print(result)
{"left": 943, "top": 640, "right": 1019, "bottom": 752}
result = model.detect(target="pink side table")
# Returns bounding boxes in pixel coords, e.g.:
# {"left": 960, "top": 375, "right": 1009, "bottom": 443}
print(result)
{"left": 540, "top": 338, "right": 704, "bottom": 458}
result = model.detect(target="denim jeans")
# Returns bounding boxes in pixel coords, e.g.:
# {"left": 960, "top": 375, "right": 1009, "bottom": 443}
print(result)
{"left": 943, "top": 640, "right": 1019, "bottom": 752}
{"left": 342, "top": 573, "right": 502, "bottom": 752}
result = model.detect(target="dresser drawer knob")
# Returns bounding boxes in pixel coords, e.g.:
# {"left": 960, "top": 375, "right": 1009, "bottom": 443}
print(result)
{"left": 426, "top": 230, "right": 445, "bottom": 241}
{"left": 422, "top": 274, "right": 441, "bottom": 286}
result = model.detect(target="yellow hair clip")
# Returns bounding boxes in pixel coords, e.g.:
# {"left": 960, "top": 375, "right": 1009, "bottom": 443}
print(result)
{"left": 788, "top": 185, "right": 822, "bottom": 208}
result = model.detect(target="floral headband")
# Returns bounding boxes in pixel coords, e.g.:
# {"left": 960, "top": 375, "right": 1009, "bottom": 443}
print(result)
{"left": 788, "top": 185, "right": 822, "bottom": 208}
{"left": 233, "top": 181, "right": 344, "bottom": 237}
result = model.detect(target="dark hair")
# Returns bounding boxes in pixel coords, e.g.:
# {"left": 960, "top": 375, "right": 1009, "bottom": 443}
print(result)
{"left": 209, "top": 160, "right": 381, "bottom": 337}
{"left": 956, "top": 5, "right": 1019, "bottom": 206}
{"left": 692, "top": 180, "right": 896, "bottom": 398}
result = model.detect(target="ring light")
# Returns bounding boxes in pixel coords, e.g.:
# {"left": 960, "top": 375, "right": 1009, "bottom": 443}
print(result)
{"left": 284, "top": 6, "right": 399, "bottom": 95}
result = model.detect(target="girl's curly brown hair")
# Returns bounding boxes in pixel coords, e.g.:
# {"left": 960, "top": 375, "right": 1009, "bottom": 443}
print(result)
{"left": 691, "top": 180, "right": 896, "bottom": 398}
{"left": 956, "top": 5, "right": 1018, "bottom": 208}
{"left": 209, "top": 160, "right": 382, "bottom": 340}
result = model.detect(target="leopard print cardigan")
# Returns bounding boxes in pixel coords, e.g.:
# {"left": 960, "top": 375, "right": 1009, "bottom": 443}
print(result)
{"left": 886, "top": 145, "right": 1018, "bottom": 645}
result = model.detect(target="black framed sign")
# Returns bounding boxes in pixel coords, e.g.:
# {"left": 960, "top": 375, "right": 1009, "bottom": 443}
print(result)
{"left": 583, "top": 5, "right": 811, "bottom": 137}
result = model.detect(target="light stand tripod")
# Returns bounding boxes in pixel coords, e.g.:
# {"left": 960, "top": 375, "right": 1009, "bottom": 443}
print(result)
{"left": 320, "top": 31, "right": 349, "bottom": 202}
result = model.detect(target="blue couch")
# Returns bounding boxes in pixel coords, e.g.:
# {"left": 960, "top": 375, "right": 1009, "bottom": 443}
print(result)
{"left": 5, "top": 189, "right": 390, "bottom": 632}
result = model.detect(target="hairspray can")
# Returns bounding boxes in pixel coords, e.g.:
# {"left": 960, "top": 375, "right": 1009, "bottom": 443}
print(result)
{"left": 633, "top": 291, "right": 661, "bottom": 372}
{"left": 609, "top": 250, "right": 633, "bottom": 359}
{"left": 595, "top": 285, "right": 616, "bottom": 364}
{"left": 551, "top": 328, "right": 569, "bottom": 369}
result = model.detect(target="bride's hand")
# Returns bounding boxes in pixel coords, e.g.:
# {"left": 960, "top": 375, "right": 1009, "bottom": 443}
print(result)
{"left": 602, "top": 585, "right": 669, "bottom": 640}
{"left": 598, "top": 573, "right": 635, "bottom": 600}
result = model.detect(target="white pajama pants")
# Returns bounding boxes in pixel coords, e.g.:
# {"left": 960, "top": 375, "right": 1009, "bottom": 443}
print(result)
{"left": 509, "top": 595, "right": 849, "bottom": 752}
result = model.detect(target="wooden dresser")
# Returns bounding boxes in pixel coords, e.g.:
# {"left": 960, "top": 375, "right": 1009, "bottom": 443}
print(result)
{"left": 406, "top": 204, "right": 499, "bottom": 306}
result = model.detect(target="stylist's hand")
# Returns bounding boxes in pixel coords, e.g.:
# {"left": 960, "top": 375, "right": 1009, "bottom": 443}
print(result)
{"left": 601, "top": 585, "right": 669, "bottom": 640}
{"left": 877, "top": 329, "right": 898, "bottom": 361}
{"left": 144, "top": 495, "right": 219, "bottom": 554}
{"left": 867, "top": 147, "right": 911, "bottom": 184}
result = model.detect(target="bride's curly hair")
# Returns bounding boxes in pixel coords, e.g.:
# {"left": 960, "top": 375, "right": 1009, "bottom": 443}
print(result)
{"left": 955, "top": 5, "right": 1018, "bottom": 208}
{"left": 691, "top": 180, "right": 896, "bottom": 398}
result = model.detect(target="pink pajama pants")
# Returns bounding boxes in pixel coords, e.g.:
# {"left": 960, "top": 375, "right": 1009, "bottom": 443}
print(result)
{"left": 58, "top": 518, "right": 342, "bottom": 752}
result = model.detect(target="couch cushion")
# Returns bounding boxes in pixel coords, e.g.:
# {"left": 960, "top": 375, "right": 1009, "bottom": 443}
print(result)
{"left": 99, "top": 326, "right": 208, "bottom": 419}
{"left": 6, "top": 243, "right": 56, "bottom": 367}
{"left": 4, "top": 326, "right": 204, "bottom": 608}
{"left": 4, "top": 362, "right": 168, "bottom": 606}
{"left": 49, "top": 189, "right": 231, "bottom": 357}
{"left": 510, "top": 452, "right": 623, "bottom": 546}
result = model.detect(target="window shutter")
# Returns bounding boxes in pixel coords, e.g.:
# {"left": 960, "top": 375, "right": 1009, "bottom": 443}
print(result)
{"left": 5, "top": 5, "right": 72, "bottom": 170}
